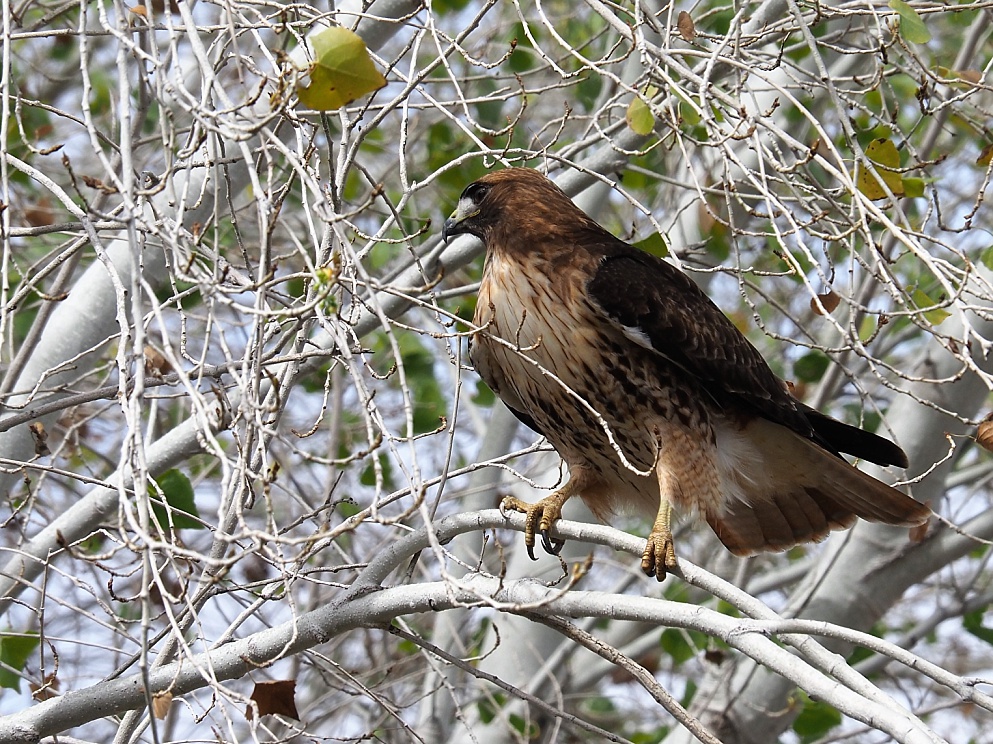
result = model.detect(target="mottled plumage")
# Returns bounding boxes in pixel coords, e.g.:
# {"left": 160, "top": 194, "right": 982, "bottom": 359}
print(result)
{"left": 442, "top": 168, "right": 929, "bottom": 579}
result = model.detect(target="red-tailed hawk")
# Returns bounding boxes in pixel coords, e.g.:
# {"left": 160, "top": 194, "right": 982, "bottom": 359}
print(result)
{"left": 442, "top": 168, "right": 929, "bottom": 580}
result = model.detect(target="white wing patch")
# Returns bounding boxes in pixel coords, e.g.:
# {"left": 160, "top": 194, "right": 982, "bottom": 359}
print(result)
{"left": 620, "top": 323, "right": 655, "bottom": 351}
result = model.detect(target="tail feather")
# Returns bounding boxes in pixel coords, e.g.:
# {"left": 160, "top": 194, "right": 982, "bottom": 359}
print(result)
{"left": 801, "top": 404, "right": 909, "bottom": 468}
{"left": 708, "top": 490, "right": 855, "bottom": 556}
{"left": 709, "top": 418, "right": 929, "bottom": 556}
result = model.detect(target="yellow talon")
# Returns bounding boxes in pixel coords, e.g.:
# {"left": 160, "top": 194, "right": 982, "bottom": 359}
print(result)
{"left": 501, "top": 490, "right": 572, "bottom": 559}
{"left": 642, "top": 499, "right": 678, "bottom": 581}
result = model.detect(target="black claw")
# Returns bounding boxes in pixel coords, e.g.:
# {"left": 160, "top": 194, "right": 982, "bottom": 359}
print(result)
{"left": 527, "top": 544, "right": 538, "bottom": 561}
{"left": 540, "top": 529, "right": 554, "bottom": 554}
{"left": 540, "top": 529, "right": 565, "bottom": 555}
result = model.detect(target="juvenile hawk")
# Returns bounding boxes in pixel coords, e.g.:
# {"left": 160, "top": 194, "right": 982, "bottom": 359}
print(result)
{"left": 442, "top": 168, "right": 929, "bottom": 580}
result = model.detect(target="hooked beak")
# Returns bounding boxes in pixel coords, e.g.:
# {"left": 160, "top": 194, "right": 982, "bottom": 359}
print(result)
{"left": 441, "top": 216, "right": 460, "bottom": 245}
{"left": 441, "top": 197, "right": 479, "bottom": 244}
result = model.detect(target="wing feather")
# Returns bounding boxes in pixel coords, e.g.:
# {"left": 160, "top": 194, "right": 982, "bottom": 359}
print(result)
{"left": 587, "top": 246, "right": 812, "bottom": 437}
{"left": 587, "top": 245, "right": 910, "bottom": 467}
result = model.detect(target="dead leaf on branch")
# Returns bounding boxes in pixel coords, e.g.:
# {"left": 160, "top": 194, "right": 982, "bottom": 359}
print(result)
{"left": 976, "top": 413, "right": 993, "bottom": 452}
{"left": 810, "top": 290, "right": 841, "bottom": 316}
{"left": 29, "top": 422, "right": 50, "bottom": 457}
{"left": 247, "top": 679, "right": 299, "bottom": 721}
{"left": 152, "top": 691, "right": 173, "bottom": 719}
{"left": 677, "top": 11, "right": 696, "bottom": 40}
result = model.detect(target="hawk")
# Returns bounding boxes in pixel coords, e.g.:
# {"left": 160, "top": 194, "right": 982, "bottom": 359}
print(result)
{"left": 442, "top": 167, "right": 929, "bottom": 580}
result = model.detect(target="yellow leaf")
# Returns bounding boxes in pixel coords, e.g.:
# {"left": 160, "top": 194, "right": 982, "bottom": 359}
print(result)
{"left": 855, "top": 138, "right": 904, "bottom": 200}
{"left": 858, "top": 315, "right": 877, "bottom": 343}
{"left": 626, "top": 85, "right": 658, "bottom": 136}
{"left": 297, "top": 28, "right": 387, "bottom": 111}
{"left": 626, "top": 97, "right": 655, "bottom": 136}
{"left": 977, "top": 143, "right": 993, "bottom": 168}
{"left": 912, "top": 288, "right": 950, "bottom": 326}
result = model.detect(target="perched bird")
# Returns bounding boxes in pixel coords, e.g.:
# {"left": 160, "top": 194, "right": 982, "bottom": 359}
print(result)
{"left": 442, "top": 167, "right": 929, "bottom": 580}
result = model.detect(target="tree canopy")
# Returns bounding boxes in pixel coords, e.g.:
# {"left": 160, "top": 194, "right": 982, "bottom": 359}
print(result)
{"left": 1, "top": 0, "right": 992, "bottom": 741}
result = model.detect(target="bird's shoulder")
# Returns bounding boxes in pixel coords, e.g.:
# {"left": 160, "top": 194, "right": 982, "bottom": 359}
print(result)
{"left": 585, "top": 237, "right": 811, "bottom": 435}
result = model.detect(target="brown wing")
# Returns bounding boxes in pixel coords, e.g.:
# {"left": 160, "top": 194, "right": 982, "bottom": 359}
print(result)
{"left": 587, "top": 244, "right": 908, "bottom": 467}
{"left": 587, "top": 246, "right": 810, "bottom": 433}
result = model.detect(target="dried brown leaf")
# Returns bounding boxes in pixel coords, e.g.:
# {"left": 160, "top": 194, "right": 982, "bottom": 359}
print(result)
{"left": 81, "top": 175, "right": 119, "bottom": 195}
{"left": 810, "top": 290, "right": 841, "bottom": 315}
{"left": 676, "top": 11, "right": 696, "bottom": 40}
{"left": 152, "top": 691, "right": 173, "bottom": 719}
{"left": 29, "top": 422, "right": 50, "bottom": 457}
{"left": 144, "top": 345, "right": 173, "bottom": 377}
{"left": 30, "top": 673, "right": 59, "bottom": 701}
{"left": 248, "top": 679, "right": 299, "bottom": 721}
{"left": 23, "top": 198, "right": 55, "bottom": 227}
{"left": 977, "top": 413, "right": 993, "bottom": 452}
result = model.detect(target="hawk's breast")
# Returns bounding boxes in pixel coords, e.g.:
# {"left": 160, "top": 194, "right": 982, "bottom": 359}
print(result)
{"left": 470, "top": 249, "right": 722, "bottom": 515}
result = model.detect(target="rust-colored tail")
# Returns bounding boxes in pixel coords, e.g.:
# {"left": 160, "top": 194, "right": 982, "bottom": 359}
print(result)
{"left": 707, "top": 418, "right": 929, "bottom": 556}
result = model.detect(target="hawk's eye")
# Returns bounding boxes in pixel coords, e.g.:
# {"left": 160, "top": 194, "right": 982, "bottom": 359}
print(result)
{"left": 462, "top": 182, "right": 491, "bottom": 204}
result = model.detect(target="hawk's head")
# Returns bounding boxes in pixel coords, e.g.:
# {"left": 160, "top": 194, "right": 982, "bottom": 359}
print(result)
{"left": 442, "top": 168, "right": 596, "bottom": 246}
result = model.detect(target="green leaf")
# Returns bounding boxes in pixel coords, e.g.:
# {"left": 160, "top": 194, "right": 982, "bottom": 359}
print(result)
{"left": 963, "top": 610, "right": 993, "bottom": 646}
{"left": 912, "top": 287, "right": 951, "bottom": 326}
{"left": 680, "top": 679, "right": 697, "bottom": 708}
{"left": 335, "top": 498, "right": 360, "bottom": 519}
{"left": 477, "top": 693, "right": 505, "bottom": 724}
{"left": 858, "top": 315, "right": 878, "bottom": 343}
{"left": 471, "top": 379, "right": 495, "bottom": 407}
{"left": 431, "top": 0, "right": 470, "bottom": 12}
{"left": 902, "top": 177, "right": 926, "bottom": 198}
{"left": 979, "top": 246, "right": 993, "bottom": 272}
{"left": 507, "top": 24, "right": 536, "bottom": 72}
{"left": 508, "top": 713, "right": 538, "bottom": 737}
{"left": 150, "top": 469, "right": 203, "bottom": 531}
{"left": 633, "top": 232, "right": 670, "bottom": 258}
{"left": 793, "top": 351, "right": 830, "bottom": 383}
{"left": 677, "top": 95, "right": 702, "bottom": 126}
{"left": 297, "top": 27, "right": 387, "bottom": 111}
{"left": 473, "top": 77, "right": 504, "bottom": 129}
{"left": 583, "top": 696, "right": 616, "bottom": 715}
{"left": 397, "top": 333, "right": 447, "bottom": 434}
{"left": 631, "top": 730, "right": 669, "bottom": 744}
{"left": 660, "top": 628, "right": 695, "bottom": 665}
{"left": 575, "top": 73, "right": 602, "bottom": 113}
{"left": 888, "top": 0, "right": 931, "bottom": 43}
{"left": 0, "top": 632, "right": 39, "bottom": 691}
{"left": 360, "top": 454, "right": 395, "bottom": 489}
{"left": 792, "top": 692, "right": 842, "bottom": 742}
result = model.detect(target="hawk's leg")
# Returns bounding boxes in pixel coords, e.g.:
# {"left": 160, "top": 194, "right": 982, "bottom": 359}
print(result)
{"left": 642, "top": 453, "right": 680, "bottom": 581}
{"left": 641, "top": 499, "right": 678, "bottom": 580}
{"left": 501, "top": 482, "right": 577, "bottom": 560}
